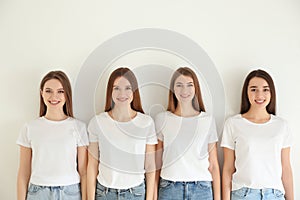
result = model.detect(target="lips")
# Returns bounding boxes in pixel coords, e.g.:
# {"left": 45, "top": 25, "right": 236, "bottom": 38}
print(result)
{"left": 116, "top": 97, "right": 128, "bottom": 102}
{"left": 255, "top": 99, "right": 265, "bottom": 104}
{"left": 48, "top": 100, "right": 60, "bottom": 105}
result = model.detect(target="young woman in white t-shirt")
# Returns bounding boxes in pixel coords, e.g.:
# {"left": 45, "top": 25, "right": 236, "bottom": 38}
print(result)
{"left": 221, "top": 69, "right": 294, "bottom": 200}
{"left": 87, "top": 67, "right": 157, "bottom": 200}
{"left": 17, "top": 71, "right": 89, "bottom": 200}
{"left": 155, "top": 67, "right": 221, "bottom": 200}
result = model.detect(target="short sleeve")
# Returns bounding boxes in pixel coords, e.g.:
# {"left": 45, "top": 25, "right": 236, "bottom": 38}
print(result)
{"left": 282, "top": 120, "right": 293, "bottom": 148}
{"left": 221, "top": 118, "right": 235, "bottom": 150}
{"left": 75, "top": 120, "right": 89, "bottom": 147}
{"left": 154, "top": 112, "right": 166, "bottom": 141}
{"left": 146, "top": 118, "right": 158, "bottom": 145}
{"left": 208, "top": 116, "right": 218, "bottom": 143}
{"left": 88, "top": 117, "right": 100, "bottom": 143}
{"left": 16, "top": 124, "right": 31, "bottom": 148}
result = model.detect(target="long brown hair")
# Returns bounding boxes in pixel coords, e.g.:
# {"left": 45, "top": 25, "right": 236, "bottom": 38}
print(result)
{"left": 240, "top": 69, "right": 276, "bottom": 115}
{"left": 39, "top": 71, "right": 73, "bottom": 117}
{"left": 104, "top": 67, "right": 144, "bottom": 113}
{"left": 167, "top": 67, "right": 205, "bottom": 113}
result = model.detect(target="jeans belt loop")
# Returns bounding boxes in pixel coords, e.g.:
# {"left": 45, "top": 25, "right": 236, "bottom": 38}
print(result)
{"left": 129, "top": 188, "right": 133, "bottom": 193}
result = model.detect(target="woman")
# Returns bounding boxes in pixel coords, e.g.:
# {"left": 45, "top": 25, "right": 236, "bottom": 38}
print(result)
{"left": 17, "top": 70, "right": 89, "bottom": 200}
{"left": 155, "top": 67, "right": 220, "bottom": 200}
{"left": 221, "top": 69, "right": 294, "bottom": 200}
{"left": 87, "top": 67, "right": 157, "bottom": 200}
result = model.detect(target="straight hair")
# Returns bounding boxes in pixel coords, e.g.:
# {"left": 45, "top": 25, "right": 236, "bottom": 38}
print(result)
{"left": 39, "top": 70, "right": 73, "bottom": 117}
{"left": 104, "top": 67, "right": 144, "bottom": 113}
{"left": 167, "top": 67, "right": 205, "bottom": 113}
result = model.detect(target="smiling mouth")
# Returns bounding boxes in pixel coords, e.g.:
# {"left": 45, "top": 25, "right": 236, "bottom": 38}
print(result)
{"left": 255, "top": 99, "right": 265, "bottom": 104}
{"left": 48, "top": 100, "right": 60, "bottom": 105}
{"left": 116, "top": 98, "right": 128, "bottom": 102}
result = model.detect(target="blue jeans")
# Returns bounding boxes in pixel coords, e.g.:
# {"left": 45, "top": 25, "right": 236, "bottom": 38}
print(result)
{"left": 26, "top": 183, "right": 81, "bottom": 200}
{"left": 95, "top": 181, "right": 145, "bottom": 200}
{"left": 158, "top": 178, "right": 213, "bottom": 200}
{"left": 231, "top": 187, "right": 285, "bottom": 200}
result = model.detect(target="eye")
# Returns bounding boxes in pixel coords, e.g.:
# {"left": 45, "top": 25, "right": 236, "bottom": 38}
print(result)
{"left": 58, "top": 90, "right": 64, "bottom": 93}
{"left": 175, "top": 84, "right": 183, "bottom": 87}
{"left": 125, "top": 86, "right": 132, "bottom": 90}
{"left": 113, "top": 86, "right": 119, "bottom": 90}
{"left": 263, "top": 88, "right": 270, "bottom": 92}
{"left": 45, "top": 89, "right": 51, "bottom": 93}
{"left": 250, "top": 88, "right": 256, "bottom": 92}
{"left": 187, "top": 83, "right": 194, "bottom": 87}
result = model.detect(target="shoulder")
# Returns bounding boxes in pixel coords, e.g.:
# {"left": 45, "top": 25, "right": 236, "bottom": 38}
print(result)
{"left": 25, "top": 117, "right": 46, "bottom": 127}
{"left": 270, "top": 115, "right": 289, "bottom": 126}
{"left": 88, "top": 112, "right": 108, "bottom": 124}
{"left": 136, "top": 112, "right": 153, "bottom": 121}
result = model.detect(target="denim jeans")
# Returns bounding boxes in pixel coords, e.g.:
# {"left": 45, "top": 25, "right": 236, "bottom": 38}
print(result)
{"left": 231, "top": 187, "right": 285, "bottom": 200}
{"left": 158, "top": 178, "right": 213, "bottom": 200}
{"left": 26, "top": 183, "right": 81, "bottom": 200}
{"left": 95, "top": 181, "right": 145, "bottom": 200}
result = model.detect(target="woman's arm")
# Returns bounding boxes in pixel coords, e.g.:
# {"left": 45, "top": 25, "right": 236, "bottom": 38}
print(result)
{"left": 87, "top": 142, "right": 99, "bottom": 200}
{"left": 208, "top": 143, "right": 221, "bottom": 200}
{"left": 145, "top": 144, "right": 156, "bottom": 200}
{"left": 281, "top": 147, "right": 294, "bottom": 200}
{"left": 222, "top": 147, "right": 235, "bottom": 200}
{"left": 154, "top": 140, "right": 163, "bottom": 200}
{"left": 77, "top": 146, "right": 88, "bottom": 200}
{"left": 17, "top": 146, "right": 32, "bottom": 200}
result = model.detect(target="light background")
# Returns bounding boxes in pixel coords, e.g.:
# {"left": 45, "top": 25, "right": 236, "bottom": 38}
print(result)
{"left": 1, "top": 0, "right": 299, "bottom": 199}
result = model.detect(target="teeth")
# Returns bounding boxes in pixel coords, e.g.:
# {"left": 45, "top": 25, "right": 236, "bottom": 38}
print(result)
{"left": 255, "top": 100, "right": 264, "bottom": 103}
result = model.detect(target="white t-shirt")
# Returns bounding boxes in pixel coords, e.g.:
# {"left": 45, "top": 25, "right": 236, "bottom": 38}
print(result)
{"left": 88, "top": 112, "right": 157, "bottom": 189}
{"left": 155, "top": 111, "right": 218, "bottom": 181}
{"left": 221, "top": 114, "right": 292, "bottom": 193}
{"left": 17, "top": 117, "right": 89, "bottom": 186}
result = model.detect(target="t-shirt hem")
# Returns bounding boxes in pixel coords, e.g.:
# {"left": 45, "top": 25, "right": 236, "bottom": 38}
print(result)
{"left": 30, "top": 180, "right": 80, "bottom": 187}
{"left": 16, "top": 141, "right": 31, "bottom": 148}
{"left": 220, "top": 144, "right": 234, "bottom": 150}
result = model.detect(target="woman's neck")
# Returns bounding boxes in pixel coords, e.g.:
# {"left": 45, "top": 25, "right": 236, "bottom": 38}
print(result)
{"left": 242, "top": 108, "right": 270, "bottom": 123}
{"left": 44, "top": 109, "right": 68, "bottom": 121}
{"left": 174, "top": 103, "right": 199, "bottom": 117}
{"left": 109, "top": 106, "right": 136, "bottom": 122}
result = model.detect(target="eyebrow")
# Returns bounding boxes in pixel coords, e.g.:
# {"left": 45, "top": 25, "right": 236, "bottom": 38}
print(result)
{"left": 175, "top": 81, "right": 194, "bottom": 84}
{"left": 249, "top": 86, "right": 269, "bottom": 88}
{"left": 45, "top": 88, "right": 64, "bottom": 90}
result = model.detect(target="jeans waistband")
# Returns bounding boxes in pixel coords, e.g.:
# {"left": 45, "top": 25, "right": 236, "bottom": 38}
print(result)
{"left": 97, "top": 181, "right": 144, "bottom": 194}
{"left": 161, "top": 178, "right": 211, "bottom": 185}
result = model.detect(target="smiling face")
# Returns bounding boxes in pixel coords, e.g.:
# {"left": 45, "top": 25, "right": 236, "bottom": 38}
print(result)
{"left": 247, "top": 77, "right": 271, "bottom": 110}
{"left": 174, "top": 75, "right": 195, "bottom": 104}
{"left": 111, "top": 76, "right": 133, "bottom": 107}
{"left": 41, "top": 79, "right": 66, "bottom": 110}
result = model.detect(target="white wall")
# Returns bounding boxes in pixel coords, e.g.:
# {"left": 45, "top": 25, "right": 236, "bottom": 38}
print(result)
{"left": 1, "top": 0, "right": 299, "bottom": 199}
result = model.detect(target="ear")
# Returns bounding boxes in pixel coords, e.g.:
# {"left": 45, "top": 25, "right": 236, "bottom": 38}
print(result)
{"left": 40, "top": 89, "right": 43, "bottom": 97}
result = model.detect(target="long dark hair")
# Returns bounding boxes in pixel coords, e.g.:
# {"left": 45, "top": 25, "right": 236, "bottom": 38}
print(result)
{"left": 240, "top": 69, "right": 276, "bottom": 115}
{"left": 39, "top": 71, "right": 73, "bottom": 117}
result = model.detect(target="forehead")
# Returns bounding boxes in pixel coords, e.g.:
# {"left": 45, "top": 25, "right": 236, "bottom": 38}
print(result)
{"left": 44, "top": 79, "right": 63, "bottom": 88}
{"left": 175, "top": 75, "right": 193, "bottom": 83}
{"left": 113, "top": 76, "right": 131, "bottom": 85}
{"left": 248, "top": 77, "right": 269, "bottom": 86}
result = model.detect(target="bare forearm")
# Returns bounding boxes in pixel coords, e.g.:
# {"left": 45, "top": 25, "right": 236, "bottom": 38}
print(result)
{"left": 282, "top": 170, "right": 294, "bottom": 200}
{"left": 17, "top": 177, "right": 30, "bottom": 200}
{"left": 146, "top": 171, "right": 156, "bottom": 200}
{"left": 211, "top": 168, "right": 221, "bottom": 200}
{"left": 80, "top": 174, "right": 87, "bottom": 200}
{"left": 222, "top": 173, "right": 232, "bottom": 200}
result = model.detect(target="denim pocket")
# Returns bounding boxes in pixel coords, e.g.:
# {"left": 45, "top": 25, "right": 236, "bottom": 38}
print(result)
{"left": 274, "top": 189, "right": 284, "bottom": 199}
{"left": 132, "top": 182, "right": 145, "bottom": 197}
{"left": 197, "top": 181, "right": 212, "bottom": 189}
{"left": 63, "top": 184, "right": 80, "bottom": 196}
{"left": 95, "top": 183, "right": 106, "bottom": 197}
{"left": 27, "top": 184, "right": 43, "bottom": 195}
{"left": 159, "top": 179, "right": 172, "bottom": 189}
{"left": 231, "top": 187, "right": 250, "bottom": 198}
